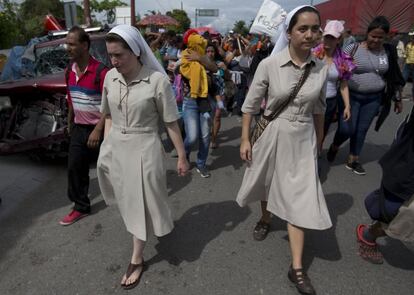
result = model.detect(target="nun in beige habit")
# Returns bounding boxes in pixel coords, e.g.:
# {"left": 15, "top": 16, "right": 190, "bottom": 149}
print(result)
{"left": 237, "top": 5, "right": 332, "bottom": 295}
{"left": 97, "top": 24, "right": 189, "bottom": 290}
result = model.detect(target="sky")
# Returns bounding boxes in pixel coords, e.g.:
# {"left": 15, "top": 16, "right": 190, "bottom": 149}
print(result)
{"left": 135, "top": 0, "right": 328, "bottom": 32}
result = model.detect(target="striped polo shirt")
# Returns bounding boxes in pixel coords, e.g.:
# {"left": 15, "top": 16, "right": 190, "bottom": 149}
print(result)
{"left": 67, "top": 56, "right": 108, "bottom": 125}
{"left": 344, "top": 44, "right": 388, "bottom": 94}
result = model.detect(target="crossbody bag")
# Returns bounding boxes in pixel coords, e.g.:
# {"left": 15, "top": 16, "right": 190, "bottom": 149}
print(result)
{"left": 250, "top": 63, "right": 312, "bottom": 146}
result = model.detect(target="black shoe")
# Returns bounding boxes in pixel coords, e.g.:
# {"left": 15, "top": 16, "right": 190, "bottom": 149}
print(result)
{"left": 345, "top": 161, "right": 366, "bottom": 175}
{"left": 253, "top": 221, "right": 270, "bottom": 241}
{"left": 288, "top": 265, "right": 316, "bottom": 295}
{"left": 196, "top": 166, "right": 211, "bottom": 178}
{"left": 326, "top": 144, "right": 338, "bottom": 162}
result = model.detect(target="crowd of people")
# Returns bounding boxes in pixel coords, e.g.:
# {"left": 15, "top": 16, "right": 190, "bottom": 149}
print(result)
{"left": 57, "top": 4, "right": 414, "bottom": 294}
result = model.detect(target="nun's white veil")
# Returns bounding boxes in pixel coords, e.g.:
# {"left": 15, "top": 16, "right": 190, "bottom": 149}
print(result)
{"left": 271, "top": 5, "right": 316, "bottom": 55}
{"left": 108, "top": 24, "right": 166, "bottom": 75}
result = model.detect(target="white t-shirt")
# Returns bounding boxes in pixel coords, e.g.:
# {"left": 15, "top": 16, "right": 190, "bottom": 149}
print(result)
{"left": 326, "top": 62, "right": 339, "bottom": 98}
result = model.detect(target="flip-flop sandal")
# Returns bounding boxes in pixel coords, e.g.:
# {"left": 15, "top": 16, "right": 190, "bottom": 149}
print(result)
{"left": 122, "top": 260, "right": 146, "bottom": 290}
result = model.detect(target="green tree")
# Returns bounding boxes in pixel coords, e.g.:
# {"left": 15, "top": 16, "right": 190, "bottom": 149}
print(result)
{"left": 90, "top": 0, "right": 127, "bottom": 25}
{"left": 0, "top": 0, "right": 22, "bottom": 48}
{"left": 166, "top": 9, "right": 191, "bottom": 33}
{"left": 90, "top": 0, "right": 127, "bottom": 13}
{"left": 19, "top": 0, "right": 64, "bottom": 40}
{"left": 233, "top": 20, "right": 249, "bottom": 36}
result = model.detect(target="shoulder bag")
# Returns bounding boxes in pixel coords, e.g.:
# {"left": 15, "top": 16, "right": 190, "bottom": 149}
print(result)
{"left": 250, "top": 63, "right": 312, "bottom": 146}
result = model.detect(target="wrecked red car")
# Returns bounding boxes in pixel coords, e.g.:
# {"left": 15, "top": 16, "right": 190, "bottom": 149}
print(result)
{"left": 0, "top": 33, "right": 110, "bottom": 156}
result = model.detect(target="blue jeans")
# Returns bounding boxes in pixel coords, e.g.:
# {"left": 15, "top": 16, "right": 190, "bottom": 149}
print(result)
{"left": 333, "top": 91, "right": 382, "bottom": 156}
{"left": 324, "top": 94, "right": 339, "bottom": 136}
{"left": 182, "top": 97, "right": 212, "bottom": 168}
{"left": 235, "top": 74, "right": 247, "bottom": 111}
{"left": 365, "top": 187, "right": 404, "bottom": 222}
{"left": 402, "top": 63, "right": 414, "bottom": 98}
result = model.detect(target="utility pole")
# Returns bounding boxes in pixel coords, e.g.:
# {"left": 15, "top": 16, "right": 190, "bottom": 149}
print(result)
{"left": 181, "top": 1, "right": 183, "bottom": 10}
{"left": 83, "top": 0, "right": 92, "bottom": 27}
{"left": 131, "top": 0, "right": 135, "bottom": 26}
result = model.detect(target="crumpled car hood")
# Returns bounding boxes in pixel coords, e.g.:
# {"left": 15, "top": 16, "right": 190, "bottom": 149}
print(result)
{"left": 0, "top": 73, "right": 66, "bottom": 95}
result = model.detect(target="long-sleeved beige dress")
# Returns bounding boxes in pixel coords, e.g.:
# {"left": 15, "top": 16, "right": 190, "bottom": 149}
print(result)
{"left": 97, "top": 65, "right": 180, "bottom": 241}
{"left": 236, "top": 47, "right": 332, "bottom": 230}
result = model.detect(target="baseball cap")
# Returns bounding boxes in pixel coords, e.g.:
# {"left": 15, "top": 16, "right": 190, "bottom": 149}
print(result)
{"left": 409, "top": 31, "right": 414, "bottom": 36}
{"left": 323, "top": 20, "right": 345, "bottom": 38}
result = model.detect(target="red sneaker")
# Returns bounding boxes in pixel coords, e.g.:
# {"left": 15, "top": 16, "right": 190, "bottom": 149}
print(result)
{"left": 59, "top": 210, "right": 89, "bottom": 226}
{"left": 356, "top": 224, "right": 384, "bottom": 264}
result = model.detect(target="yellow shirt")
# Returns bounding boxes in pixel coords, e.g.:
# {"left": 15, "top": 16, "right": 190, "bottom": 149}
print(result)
{"left": 406, "top": 43, "right": 414, "bottom": 64}
{"left": 179, "top": 34, "right": 208, "bottom": 98}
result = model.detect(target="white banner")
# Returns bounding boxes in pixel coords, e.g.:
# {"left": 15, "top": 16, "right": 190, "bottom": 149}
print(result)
{"left": 249, "top": 0, "right": 286, "bottom": 42}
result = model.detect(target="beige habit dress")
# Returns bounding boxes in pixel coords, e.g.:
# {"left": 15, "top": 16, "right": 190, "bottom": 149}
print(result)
{"left": 97, "top": 65, "right": 180, "bottom": 241}
{"left": 236, "top": 47, "right": 332, "bottom": 230}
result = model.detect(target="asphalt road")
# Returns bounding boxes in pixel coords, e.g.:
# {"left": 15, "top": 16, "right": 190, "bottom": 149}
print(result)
{"left": 0, "top": 97, "right": 413, "bottom": 295}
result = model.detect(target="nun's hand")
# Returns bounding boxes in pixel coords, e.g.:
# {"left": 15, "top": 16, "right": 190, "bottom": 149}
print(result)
{"left": 240, "top": 139, "right": 252, "bottom": 162}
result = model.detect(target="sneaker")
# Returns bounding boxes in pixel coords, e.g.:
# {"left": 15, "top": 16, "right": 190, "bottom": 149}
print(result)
{"left": 356, "top": 224, "right": 384, "bottom": 264}
{"left": 196, "top": 166, "right": 211, "bottom": 178}
{"left": 59, "top": 210, "right": 89, "bottom": 226}
{"left": 345, "top": 161, "right": 366, "bottom": 175}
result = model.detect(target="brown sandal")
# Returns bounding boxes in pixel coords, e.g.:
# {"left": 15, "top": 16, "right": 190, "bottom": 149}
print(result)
{"left": 288, "top": 265, "right": 316, "bottom": 295}
{"left": 253, "top": 221, "right": 270, "bottom": 241}
{"left": 122, "top": 260, "right": 146, "bottom": 290}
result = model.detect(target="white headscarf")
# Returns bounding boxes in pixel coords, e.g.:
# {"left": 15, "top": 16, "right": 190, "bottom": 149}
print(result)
{"left": 108, "top": 24, "right": 166, "bottom": 75}
{"left": 271, "top": 5, "right": 316, "bottom": 55}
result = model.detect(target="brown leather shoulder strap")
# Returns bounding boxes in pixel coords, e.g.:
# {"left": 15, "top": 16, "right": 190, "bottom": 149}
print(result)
{"left": 264, "top": 63, "right": 312, "bottom": 121}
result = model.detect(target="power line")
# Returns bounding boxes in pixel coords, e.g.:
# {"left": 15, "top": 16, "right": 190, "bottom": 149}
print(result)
{"left": 154, "top": 0, "right": 167, "bottom": 12}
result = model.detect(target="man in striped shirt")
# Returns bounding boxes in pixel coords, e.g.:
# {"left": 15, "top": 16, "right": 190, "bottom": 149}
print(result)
{"left": 59, "top": 26, "right": 108, "bottom": 226}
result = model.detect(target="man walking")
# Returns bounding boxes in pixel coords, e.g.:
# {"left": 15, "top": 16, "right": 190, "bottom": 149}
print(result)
{"left": 59, "top": 26, "right": 108, "bottom": 225}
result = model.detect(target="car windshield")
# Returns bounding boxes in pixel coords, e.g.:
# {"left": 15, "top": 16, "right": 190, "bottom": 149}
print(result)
{"left": 34, "top": 43, "right": 68, "bottom": 76}
{"left": 34, "top": 37, "right": 110, "bottom": 76}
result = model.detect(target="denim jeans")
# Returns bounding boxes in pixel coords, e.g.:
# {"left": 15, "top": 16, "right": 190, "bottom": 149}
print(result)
{"left": 402, "top": 63, "right": 414, "bottom": 98}
{"left": 333, "top": 91, "right": 382, "bottom": 156}
{"left": 235, "top": 74, "right": 247, "bottom": 111}
{"left": 324, "top": 94, "right": 339, "bottom": 136}
{"left": 182, "top": 97, "right": 212, "bottom": 168}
